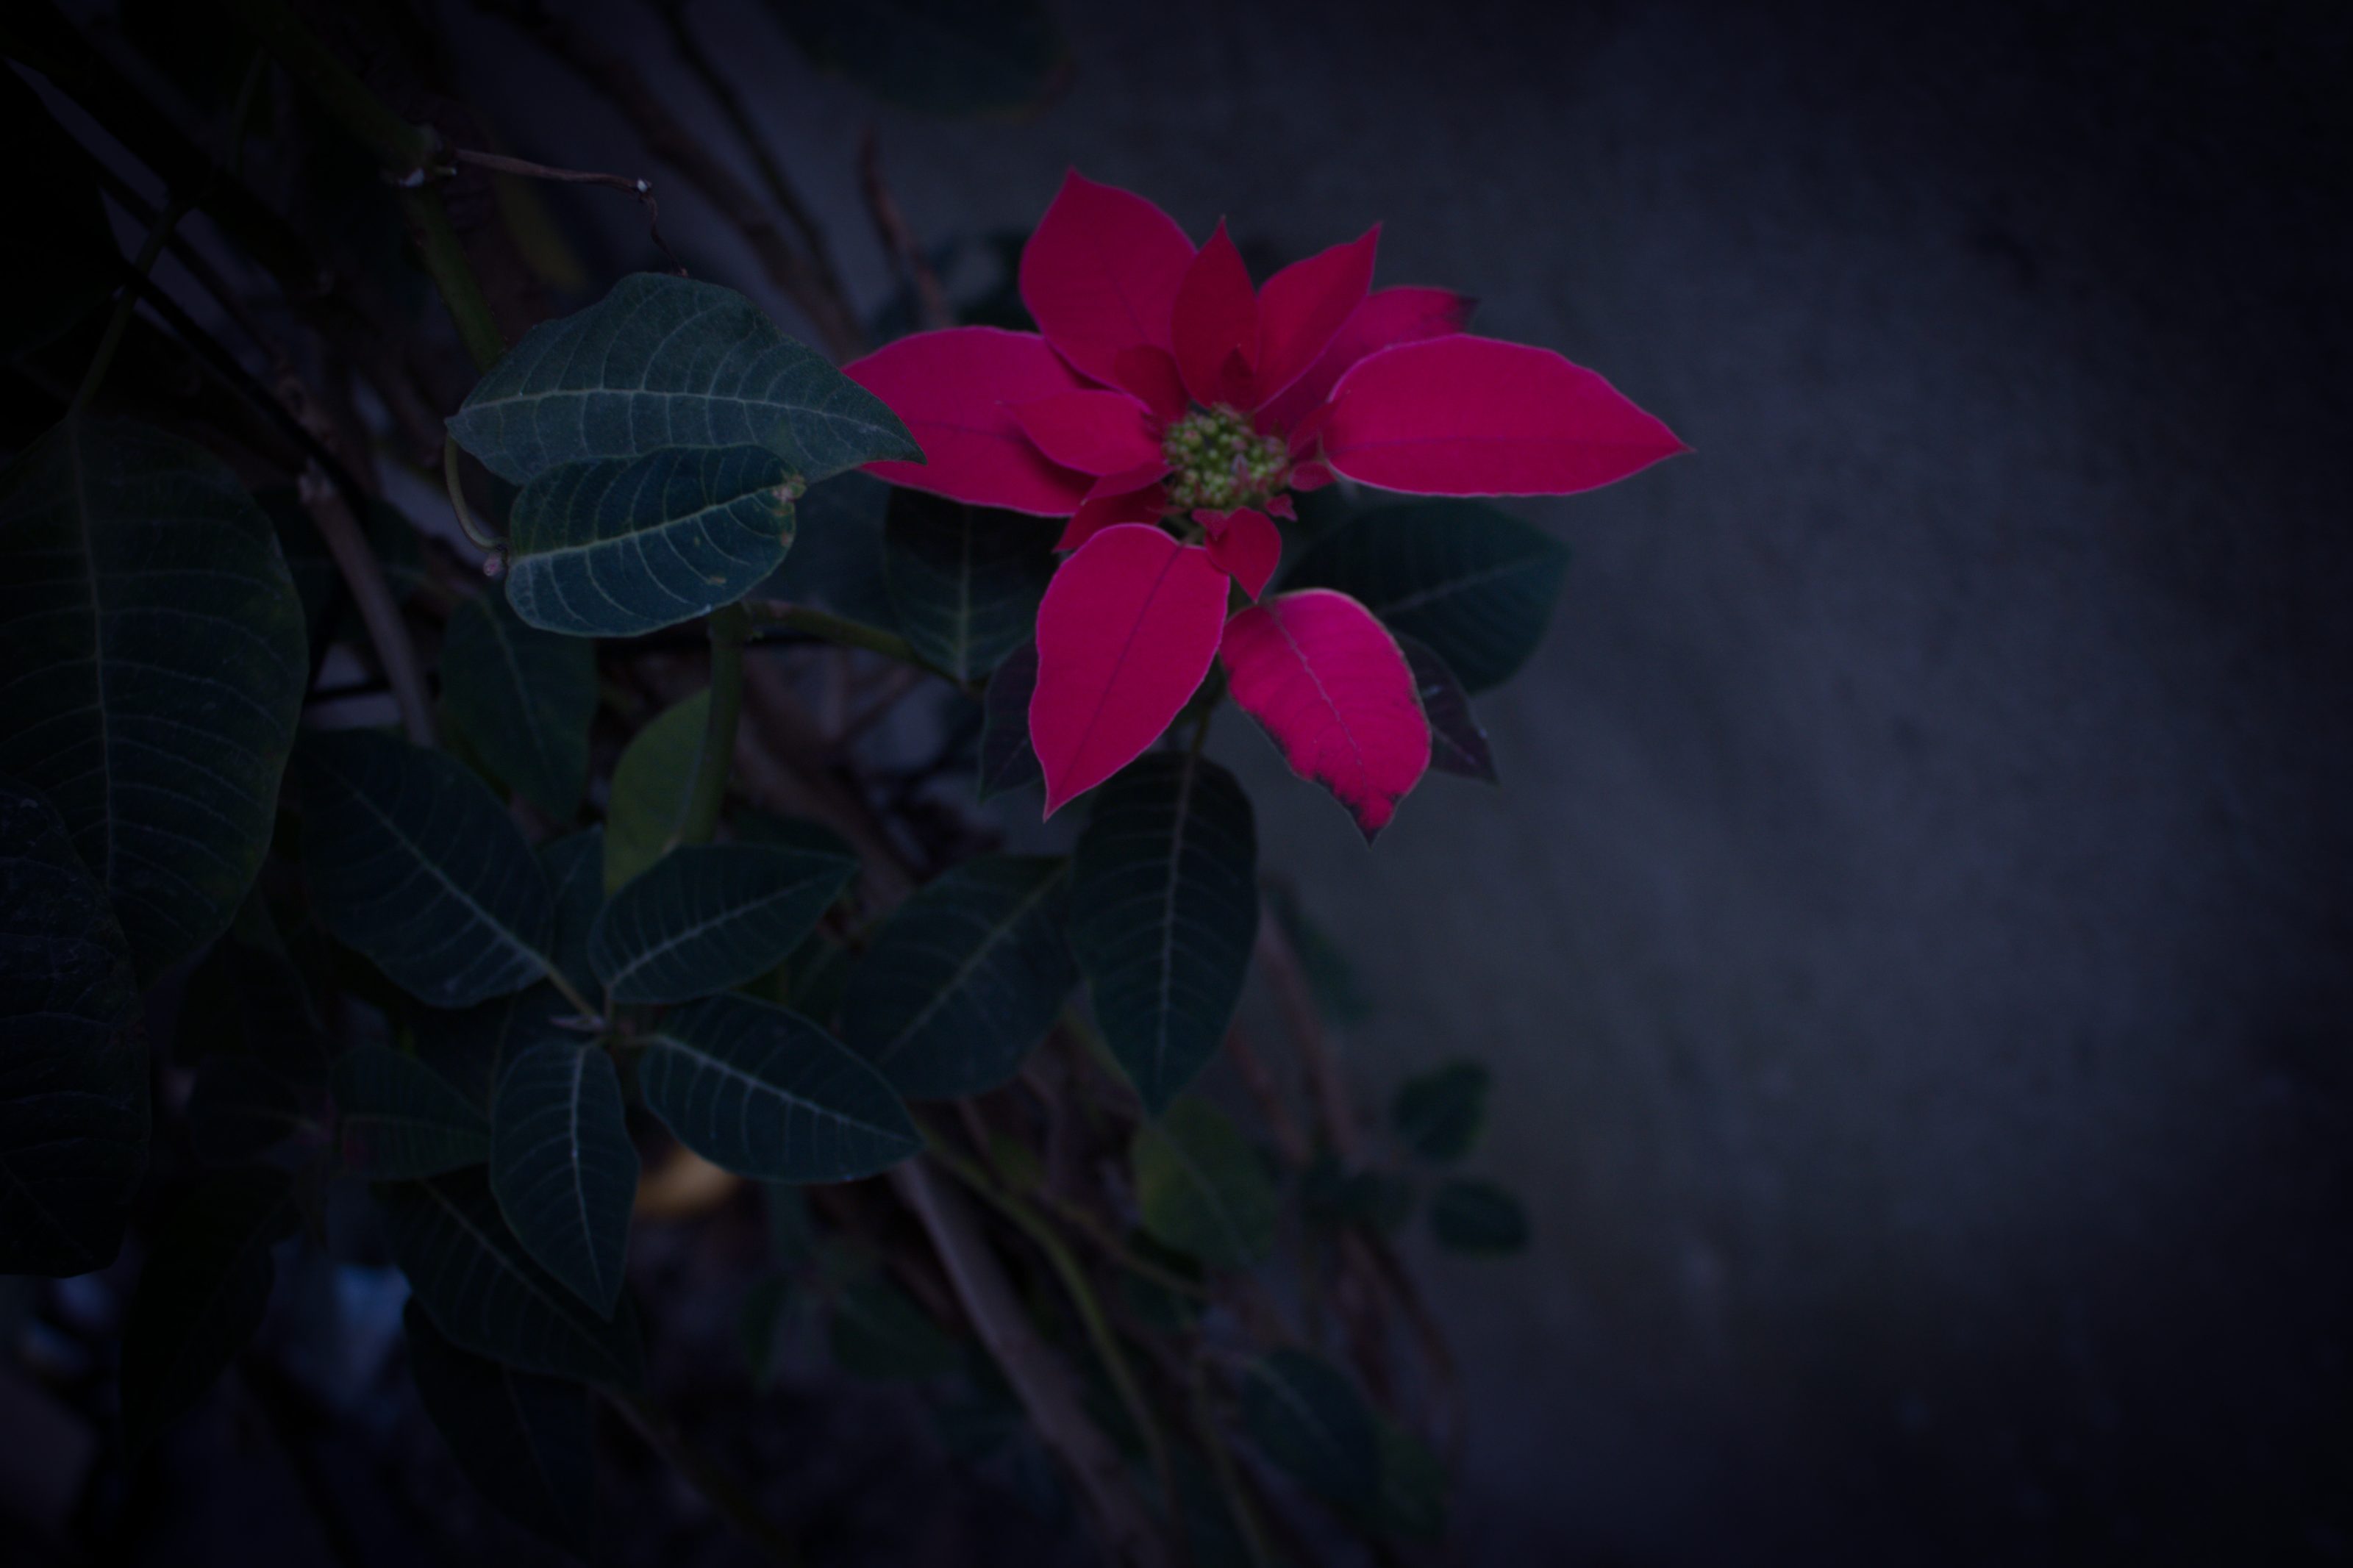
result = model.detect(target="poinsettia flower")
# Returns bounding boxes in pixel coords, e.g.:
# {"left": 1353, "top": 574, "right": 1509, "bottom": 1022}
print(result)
{"left": 843, "top": 171, "right": 1685, "bottom": 834}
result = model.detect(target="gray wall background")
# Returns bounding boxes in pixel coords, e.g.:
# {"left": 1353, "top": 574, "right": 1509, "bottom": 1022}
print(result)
{"left": 454, "top": 1, "right": 2352, "bottom": 1561}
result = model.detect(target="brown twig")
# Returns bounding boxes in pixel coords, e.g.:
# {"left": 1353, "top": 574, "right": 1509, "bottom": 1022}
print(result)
{"left": 474, "top": 0, "right": 863, "bottom": 358}
{"left": 450, "top": 146, "right": 686, "bottom": 275}
{"left": 857, "top": 128, "right": 954, "bottom": 332}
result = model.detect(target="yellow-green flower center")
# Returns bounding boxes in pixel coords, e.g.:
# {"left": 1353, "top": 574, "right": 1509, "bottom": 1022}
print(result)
{"left": 1160, "top": 405, "right": 1288, "bottom": 513}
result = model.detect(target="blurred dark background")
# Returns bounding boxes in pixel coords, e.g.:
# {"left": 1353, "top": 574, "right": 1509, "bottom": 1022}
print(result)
{"left": 13, "top": 0, "right": 2352, "bottom": 1563}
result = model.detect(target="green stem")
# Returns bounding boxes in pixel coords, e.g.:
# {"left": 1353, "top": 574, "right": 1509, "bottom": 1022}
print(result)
{"left": 441, "top": 434, "right": 504, "bottom": 551}
{"left": 607, "top": 1390, "right": 796, "bottom": 1565}
{"left": 745, "top": 599, "right": 926, "bottom": 669}
{"left": 922, "top": 1124, "right": 1187, "bottom": 1544}
{"left": 680, "top": 604, "right": 750, "bottom": 845}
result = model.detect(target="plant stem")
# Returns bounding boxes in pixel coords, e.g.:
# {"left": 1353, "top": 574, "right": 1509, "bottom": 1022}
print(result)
{"left": 440, "top": 436, "right": 504, "bottom": 552}
{"left": 680, "top": 604, "right": 750, "bottom": 845}
{"left": 607, "top": 1390, "right": 797, "bottom": 1566}
{"left": 743, "top": 599, "right": 926, "bottom": 668}
{"left": 1188, "top": 1360, "right": 1277, "bottom": 1568}
{"left": 299, "top": 468, "right": 436, "bottom": 746}
{"left": 401, "top": 186, "right": 508, "bottom": 373}
{"left": 71, "top": 190, "right": 193, "bottom": 418}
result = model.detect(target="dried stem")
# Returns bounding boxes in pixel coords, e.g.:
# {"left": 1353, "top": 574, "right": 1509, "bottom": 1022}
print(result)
{"left": 858, "top": 129, "right": 954, "bottom": 332}
{"left": 451, "top": 147, "right": 685, "bottom": 275}
{"left": 298, "top": 466, "right": 436, "bottom": 745}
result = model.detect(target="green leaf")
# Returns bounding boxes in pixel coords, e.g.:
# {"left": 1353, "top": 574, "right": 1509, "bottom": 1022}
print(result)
{"left": 0, "top": 419, "right": 307, "bottom": 981}
{"left": 604, "top": 691, "right": 707, "bottom": 895}
{"left": 841, "top": 854, "right": 1074, "bottom": 1099}
{"left": 1068, "top": 753, "right": 1258, "bottom": 1114}
{"left": 1396, "top": 634, "right": 1498, "bottom": 784}
{"left": 589, "top": 843, "right": 855, "bottom": 1005}
{"left": 975, "top": 638, "right": 1042, "bottom": 801}
{"left": 1389, "top": 1061, "right": 1490, "bottom": 1164}
{"left": 504, "top": 445, "right": 796, "bottom": 638}
{"left": 829, "top": 1272, "right": 963, "bottom": 1381}
{"left": 1239, "top": 1349, "right": 1382, "bottom": 1513}
{"left": 0, "top": 74, "right": 117, "bottom": 355}
{"left": 0, "top": 781, "right": 147, "bottom": 1275}
{"left": 765, "top": 470, "right": 898, "bottom": 629}
{"left": 181, "top": 920, "right": 335, "bottom": 1087}
{"left": 540, "top": 829, "right": 605, "bottom": 1000}
{"left": 768, "top": 0, "right": 1071, "bottom": 118}
{"left": 1301, "top": 1156, "right": 1416, "bottom": 1238}
{"left": 333, "top": 1045, "right": 494, "bottom": 1178}
{"left": 440, "top": 590, "right": 599, "bottom": 816}
{"left": 1283, "top": 500, "right": 1569, "bottom": 692}
{"left": 638, "top": 993, "right": 920, "bottom": 1183}
{"left": 1131, "top": 1097, "right": 1277, "bottom": 1271}
{"left": 298, "top": 729, "right": 555, "bottom": 1007}
{"left": 447, "top": 272, "right": 917, "bottom": 485}
{"left": 490, "top": 1041, "right": 638, "bottom": 1316}
{"left": 734, "top": 809, "right": 858, "bottom": 862}
{"left": 119, "top": 1169, "right": 297, "bottom": 1454}
{"left": 187, "top": 1056, "right": 315, "bottom": 1167}
{"left": 1429, "top": 1178, "right": 1530, "bottom": 1256}
{"left": 883, "top": 490, "right": 1057, "bottom": 682}
{"left": 378, "top": 1168, "right": 645, "bottom": 1387}
{"left": 403, "top": 1301, "right": 596, "bottom": 1558}
{"left": 415, "top": 984, "right": 576, "bottom": 1115}
{"left": 1371, "top": 1420, "right": 1448, "bottom": 1542}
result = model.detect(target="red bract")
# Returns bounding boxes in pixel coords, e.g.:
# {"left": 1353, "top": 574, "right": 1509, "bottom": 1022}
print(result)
{"left": 843, "top": 171, "right": 1685, "bottom": 829}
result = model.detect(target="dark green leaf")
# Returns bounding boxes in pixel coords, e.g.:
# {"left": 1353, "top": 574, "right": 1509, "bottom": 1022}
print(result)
{"left": 734, "top": 809, "right": 857, "bottom": 862}
{"left": 883, "top": 490, "right": 1057, "bottom": 682}
{"left": 448, "top": 272, "right": 917, "bottom": 485}
{"left": 768, "top": 0, "right": 1071, "bottom": 118}
{"left": 976, "top": 639, "right": 1042, "bottom": 801}
{"left": 403, "top": 1300, "right": 597, "bottom": 1557}
{"left": 1284, "top": 500, "right": 1569, "bottom": 692}
{"left": 263, "top": 488, "right": 424, "bottom": 653}
{"left": 604, "top": 692, "right": 706, "bottom": 895}
{"left": 1429, "top": 1178, "right": 1530, "bottom": 1256}
{"left": 540, "top": 830, "right": 605, "bottom": 1000}
{"left": 0, "top": 781, "right": 147, "bottom": 1275}
{"left": 1371, "top": 1420, "right": 1448, "bottom": 1541}
{"left": 187, "top": 1056, "right": 315, "bottom": 1167}
{"left": 1301, "top": 1156, "right": 1417, "bottom": 1238}
{"left": 0, "top": 419, "right": 307, "bottom": 980}
{"left": 765, "top": 470, "right": 897, "bottom": 629}
{"left": 490, "top": 1041, "right": 637, "bottom": 1315}
{"left": 334, "top": 1045, "right": 493, "bottom": 1178}
{"left": 842, "top": 854, "right": 1074, "bottom": 1099}
{"left": 378, "top": 1168, "right": 644, "bottom": 1387}
{"left": 298, "top": 729, "right": 554, "bottom": 1007}
{"left": 1068, "top": 753, "right": 1257, "bottom": 1114}
{"left": 1390, "top": 1061, "right": 1490, "bottom": 1164}
{"left": 1118, "top": 1234, "right": 1205, "bottom": 1334}
{"left": 829, "top": 1272, "right": 962, "bottom": 1381}
{"left": 414, "top": 984, "right": 576, "bottom": 1116}
{"left": 638, "top": 993, "right": 919, "bottom": 1183}
{"left": 441, "top": 590, "right": 599, "bottom": 816}
{"left": 1240, "top": 1349, "right": 1382, "bottom": 1512}
{"left": 1396, "top": 634, "right": 1498, "bottom": 784}
{"left": 590, "top": 844, "right": 855, "bottom": 1005}
{"left": 504, "top": 445, "right": 796, "bottom": 638}
{"left": 0, "top": 74, "right": 117, "bottom": 355}
{"left": 1132, "top": 1097, "right": 1277, "bottom": 1270}
{"left": 119, "top": 1169, "right": 296, "bottom": 1453}
{"left": 180, "top": 920, "right": 335, "bottom": 1087}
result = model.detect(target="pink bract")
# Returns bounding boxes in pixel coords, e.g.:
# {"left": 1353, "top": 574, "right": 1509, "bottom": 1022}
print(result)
{"left": 840, "top": 171, "right": 1684, "bottom": 821}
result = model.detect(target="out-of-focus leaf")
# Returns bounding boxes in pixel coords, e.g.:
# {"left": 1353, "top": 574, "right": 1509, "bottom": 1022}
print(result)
{"left": 503, "top": 445, "right": 797, "bottom": 639}
{"left": 1131, "top": 1097, "right": 1277, "bottom": 1271}
{"left": 441, "top": 590, "right": 599, "bottom": 816}
{"left": 1369, "top": 1419, "right": 1448, "bottom": 1541}
{"left": 637, "top": 993, "right": 919, "bottom": 1183}
{"left": 842, "top": 854, "right": 1074, "bottom": 1099}
{"left": 1428, "top": 1178, "right": 1530, "bottom": 1256}
{"left": 0, "top": 781, "right": 147, "bottom": 1275}
{"left": 604, "top": 692, "right": 707, "bottom": 895}
{"left": 767, "top": 0, "right": 1071, "bottom": 118}
{"left": 490, "top": 1041, "right": 637, "bottom": 1316}
{"left": 1396, "top": 634, "right": 1499, "bottom": 785}
{"left": 976, "top": 638, "right": 1043, "bottom": 801}
{"left": 263, "top": 488, "right": 424, "bottom": 653}
{"left": 1068, "top": 753, "right": 1257, "bottom": 1113}
{"left": 1389, "top": 1061, "right": 1490, "bottom": 1164}
{"left": 590, "top": 844, "right": 855, "bottom": 1005}
{"left": 1239, "top": 1349, "right": 1382, "bottom": 1513}
{"left": 180, "top": 920, "right": 335, "bottom": 1086}
{"left": 298, "top": 729, "right": 555, "bottom": 1008}
{"left": 0, "top": 74, "right": 117, "bottom": 355}
{"left": 1283, "top": 500, "right": 1569, "bottom": 692}
{"left": 404, "top": 1301, "right": 596, "bottom": 1557}
{"left": 378, "top": 1168, "right": 644, "bottom": 1387}
{"left": 119, "top": 1169, "right": 296, "bottom": 1453}
{"left": 333, "top": 1045, "right": 493, "bottom": 1178}
{"left": 884, "top": 489, "right": 1058, "bottom": 682}
{"left": 1300, "top": 1155, "right": 1416, "bottom": 1238}
{"left": 0, "top": 419, "right": 306, "bottom": 981}
{"left": 763, "top": 470, "right": 897, "bottom": 629}
{"left": 413, "top": 984, "right": 576, "bottom": 1116}
{"left": 1264, "top": 883, "right": 1372, "bottom": 1028}
{"left": 448, "top": 273, "right": 916, "bottom": 485}
{"left": 829, "top": 1272, "right": 962, "bottom": 1381}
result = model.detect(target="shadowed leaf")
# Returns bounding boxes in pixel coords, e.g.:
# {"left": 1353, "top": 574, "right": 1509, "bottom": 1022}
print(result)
{"left": 540, "top": 830, "right": 605, "bottom": 1001}
{"left": 1240, "top": 1349, "right": 1382, "bottom": 1512}
{"left": 1396, "top": 634, "right": 1498, "bottom": 784}
{"left": 441, "top": 590, "right": 598, "bottom": 815}
{"left": 604, "top": 692, "right": 707, "bottom": 895}
{"left": 975, "top": 639, "right": 1043, "bottom": 801}
{"left": 404, "top": 1301, "right": 596, "bottom": 1557}
{"left": 765, "top": 470, "right": 898, "bottom": 629}
{"left": 1390, "top": 1061, "right": 1490, "bottom": 1164}
{"left": 1429, "top": 1178, "right": 1530, "bottom": 1256}
{"left": 884, "top": 489, "right": 1059, "bottom": 681}
{"left": 119, "top": 1170, "right": 296, "bottom": 1453}
{"left": 590, "top": 844, "right": 856, "bottom": 1005}
{"left": 187, "top": 1056, "right": 313, "bottom": 1167}
{"left": 1132, "top": 1096, "right": 1277, "bottom": 1270}
{"left": 491, "top": 1042, "right": 636, "bottom": 1316}
{"left": 335, "top": 1045, "right": 493, "bottom": 1178}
